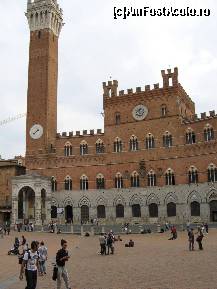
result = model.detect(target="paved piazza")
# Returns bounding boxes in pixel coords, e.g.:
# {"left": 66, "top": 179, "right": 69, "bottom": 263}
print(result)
{"left": 0, "top": 230, "right": 217, "bottom": 289}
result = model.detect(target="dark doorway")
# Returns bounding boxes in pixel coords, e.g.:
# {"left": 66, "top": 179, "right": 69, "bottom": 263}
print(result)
{"left": 51, "top": 206, "right": 57, "bottom": 218}
{"left": 116, "top": 204, "right": 124, "bottom": 218}
{"left": 132, "top": 204, "right": 141, "bottom": 217}
{"left": 3, "top": 212, "right": 11, "bottom": 222}
{"left": 65, "top": 205, "right": 73, "bottom": 223}
{"left": 167, "top": 202, "right": 176, "bottom": 217}
{"left": 149, "top": 203, "right": 158, "bottom": 218}
{"left": 190, "top": 201, "right": 200, "bottom": 216}
{"left": 210, "top": 200, "right": 217, "bottom": 222}
{"left": 97, "top": 205, "right": 106, "bottom": 218}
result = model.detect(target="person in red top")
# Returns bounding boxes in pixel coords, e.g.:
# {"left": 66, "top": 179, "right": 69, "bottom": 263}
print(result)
{"left": 168, "top": 225, "right": 177, "bottom": 240}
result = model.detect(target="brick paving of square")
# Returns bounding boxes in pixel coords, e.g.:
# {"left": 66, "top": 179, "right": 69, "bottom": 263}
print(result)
{"left": 0, "top": 229, "right": 217, "bottom": 289}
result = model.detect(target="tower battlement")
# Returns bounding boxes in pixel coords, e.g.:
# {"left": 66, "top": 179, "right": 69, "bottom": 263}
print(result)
{"left": 56, "top": 129, "right": 104, "bottom": 139}
{"left": 103, "top": 80, "right": 118, "bottom": 97}
{"left": 161, "top": 67, "right": 178, "bottom": 87}
{"left": 183, "top": 110, "right": 217, "bottom": 124}
{"left": 103, "top": 67, "right": 179, "bottom": 99}
{"left": 26, "top": 0, "right": 64, "bottom": 37}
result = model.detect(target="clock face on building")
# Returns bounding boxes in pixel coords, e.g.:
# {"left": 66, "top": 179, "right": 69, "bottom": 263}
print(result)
{"left": 29, "top": 124, "right": 43, "bottom": 140}
{"left": 132, "top": 105, "right": 148, "bottom": 120}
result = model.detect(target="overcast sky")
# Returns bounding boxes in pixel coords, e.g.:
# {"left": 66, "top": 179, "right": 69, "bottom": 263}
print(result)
{"left": 0, "top": 0, "right": 217, "bottom": 159}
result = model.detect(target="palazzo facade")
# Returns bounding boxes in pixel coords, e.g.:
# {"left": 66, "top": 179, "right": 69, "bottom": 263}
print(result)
{"left": 11, "top": 0, "right": 217, "bottom": 225}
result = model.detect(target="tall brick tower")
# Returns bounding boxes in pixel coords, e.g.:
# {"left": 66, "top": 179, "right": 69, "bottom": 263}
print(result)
{"left": 25, "top": 0, "right": 63, "bottom": 159}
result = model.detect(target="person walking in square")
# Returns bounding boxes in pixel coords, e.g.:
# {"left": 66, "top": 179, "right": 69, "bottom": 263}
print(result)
{"left": 56, "top": 239, "right": 71, "bottom": 289}
{"left": 19, "top": 240, "right": 39, "bottom": 289}
{"left": 99, "top": 233, "right": 106, "bottom": 255}
{"left": 196, "top": 228, "right": 204, "bottom": 250}
{"left": 38, "top": 241, "right": 48, "bottom": 276}
{"left": 106, "top": 231, "right": 115, "bottom": 255}
{"left": 188, "top": 228, "right": 194, "bottom": 251}
{"left": 204, "top": 223, "right": 209, "bottom": 234}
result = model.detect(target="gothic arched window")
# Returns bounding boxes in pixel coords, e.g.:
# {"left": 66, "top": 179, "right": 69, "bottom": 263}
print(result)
{"left": 115, "top": 173, "right": 123, "bottom": 189}
{"left": 165, "top": 169, "right": 175, "bottom": 185}
{"left": 96, "top": 173, "right": 105, "bottom": 189}
{"left": 130, "top": 171, "right": 140, "bottom": 187}
{"left": 208, "top": 164, "right": 217, "bottom": 182}
{"left": 130, "top": 135, "right": 139, "bottom": 151}
{"left": 188, "top": 166, "right": 198, "bottom": 184}
{"left": 146, "top": 133, "right": 155, "bottom": 149}
{"left": 80, "top": 141, "right": 88, "bottom": 155}
{"left": 114, "top": 137, "right": 122, "bottom": 153}
{"left": 161, "top": 104, "right": 167, "bottom": 117}
{"left": 80, "top": 175, "right": 88, "bottom": 190}
{"left": 163, "top": 132, "right": 172, "bottom": 148}
{"left": 204, "top": 125, "right": 214, "bottom": 141}
{"left": 64, "top": 176, "right": 72, "bottom": 190}
{"left": 186, "top": 129, "right": 196, "bottom": 144}
{"left": 64, "top": 142, "right": 72, "bottom": 156}
{"left": 96, "top": 139, "right": 105, "bottom": 154}
{"left": 147, "top": 170, "right": 156, "bottom": 186}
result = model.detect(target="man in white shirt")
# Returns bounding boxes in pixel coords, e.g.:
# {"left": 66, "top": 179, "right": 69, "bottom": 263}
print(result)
{"left": 19, "top": 240, "right": 39, "bottom": 289}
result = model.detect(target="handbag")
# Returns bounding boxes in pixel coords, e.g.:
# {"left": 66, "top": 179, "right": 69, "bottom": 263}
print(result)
{"left": 52, "top": 265, "right": 58, "bottom": 281}
{"left": 196, "top": 235, "right": 202, "bottom": 242}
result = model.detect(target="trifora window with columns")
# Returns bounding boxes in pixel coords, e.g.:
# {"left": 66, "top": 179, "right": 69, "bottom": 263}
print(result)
{"left": 114, "top": 137, "right": 122, "bottom": 153}
{"left": 208, "top": 164, "right": 217, "bottom": 182}
{"left": 64, "top": 142, "right": 72, "bottom": 156}
{"left": 80, "top": 175, "right": 88, "bottom": 190}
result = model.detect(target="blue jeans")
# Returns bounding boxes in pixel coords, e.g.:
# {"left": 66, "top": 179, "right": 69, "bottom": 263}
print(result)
{"left": 39, "top": 260, "right": 46, "bottom": 274}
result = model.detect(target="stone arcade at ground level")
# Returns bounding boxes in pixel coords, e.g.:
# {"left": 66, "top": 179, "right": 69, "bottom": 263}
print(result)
{"left": 11, "top": 174, "right": 217, "bottom": 225}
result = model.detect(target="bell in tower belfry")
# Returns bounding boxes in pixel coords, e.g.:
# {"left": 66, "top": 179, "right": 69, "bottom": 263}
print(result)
{"left": 25, "top": 0, "right": 63, "bottom": 162}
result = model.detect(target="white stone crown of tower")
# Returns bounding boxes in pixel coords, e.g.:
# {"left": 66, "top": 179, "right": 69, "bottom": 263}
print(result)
{"left": 26, "top": 0, "right": 64, "bottom": 37}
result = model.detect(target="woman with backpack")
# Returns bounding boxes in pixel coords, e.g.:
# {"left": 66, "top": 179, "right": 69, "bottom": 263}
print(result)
{"left": 19, "top": 240, "right": 39, "bottom": 289}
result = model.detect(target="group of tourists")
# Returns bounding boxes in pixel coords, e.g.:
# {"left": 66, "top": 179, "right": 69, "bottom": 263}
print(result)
{"left": 19, "top": 239, "right": 48, "bottom": 288}
{"left": 165, "top": 221, "right": 208, "bottom": 251}
{"left": 48, "top": 221, "right": 62, "bottom": 234}
{"left": 188, "top": 223, "right": 208, "bottom": 251}
{"left": 0, "top": 221, "right": 11, "bottom": 236}
{"left": 15, "top": 222, "right": 34, "bottom": 232}
{"left": 4, "top": 219, "right": 212, "bottom": 289}
{"left": 11, "top": 235, "right": 72, "bottom": 289}
{"left": 99, "top": 231, "right": 115, "bottom": 255}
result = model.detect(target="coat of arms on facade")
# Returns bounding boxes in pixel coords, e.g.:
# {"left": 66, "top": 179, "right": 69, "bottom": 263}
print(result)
{"left": 139, "top": 160, "right": 146, "bottom": 178}
{"left": 123, "top": 170, "right": 130, "bottom": 179}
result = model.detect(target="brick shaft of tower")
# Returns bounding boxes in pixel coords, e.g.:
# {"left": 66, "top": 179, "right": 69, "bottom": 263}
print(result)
{"left": 25, "top": 0, "right": 63, "bottom": 157}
